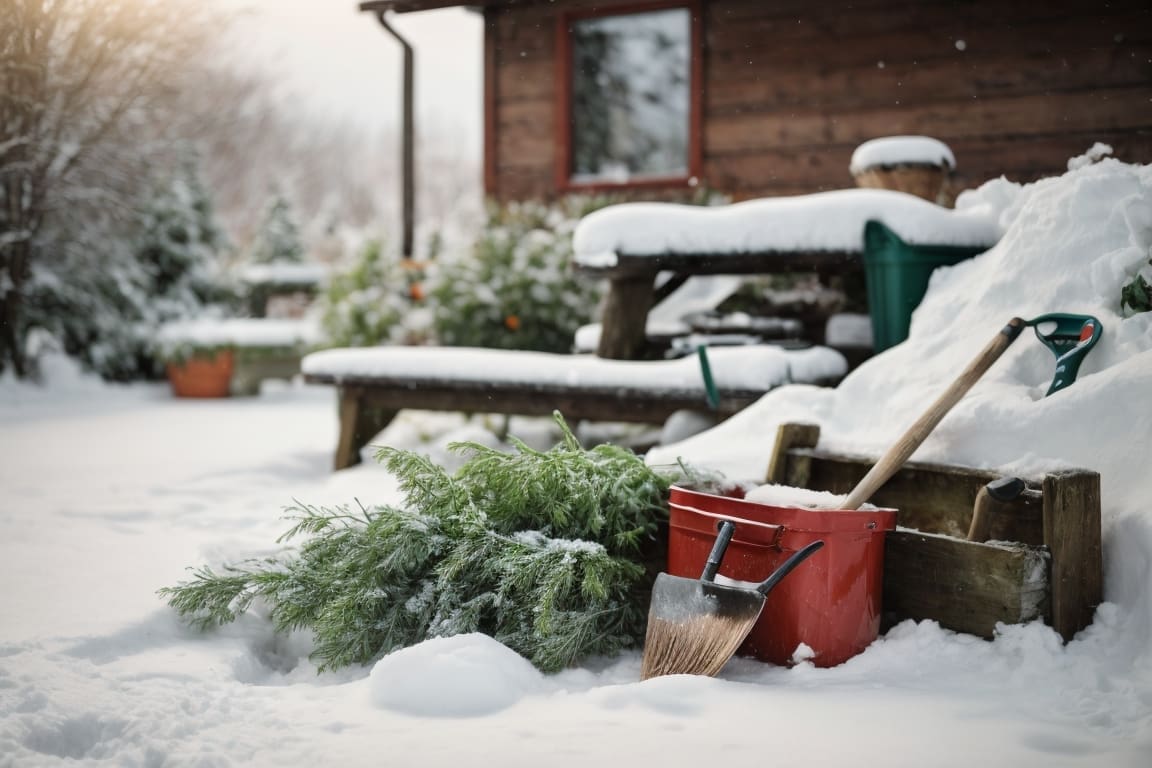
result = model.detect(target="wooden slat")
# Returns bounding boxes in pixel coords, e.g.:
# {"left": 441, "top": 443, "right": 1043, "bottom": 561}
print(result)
{"left": 582, "top": 249, "right": 862, "bottom": 280}
{"left": 782, "top": 448, "right": 1045, "bottom": 543}
{"left": 705, "top": 87, "right": 1152, "bottom": 155}
{"left": 706, "top": 46, "right": 1152, "bottom": 115}
{"left": 706, "top": 8, "right": 1152, "bottom": 71}
{"left": 1043, "top": 470, "right": 1103, "bottom": 641}
{"left": 316, "top": 373, "right": 785, "bottom": 470}
{"left": 883, "top": 530, "right": 1049, "bottom": 638}
{"left": 765, "top": 422, "right": 821, "bottom": 484}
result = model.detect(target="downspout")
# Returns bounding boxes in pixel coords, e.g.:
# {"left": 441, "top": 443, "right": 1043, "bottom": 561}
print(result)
{"left": 369, "top": 10, "right": 415, "bottom": 260}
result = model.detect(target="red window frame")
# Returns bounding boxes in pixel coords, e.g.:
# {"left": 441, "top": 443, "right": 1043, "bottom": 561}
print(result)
{"left": 554, "top": 0, "right": 703, "bottom": 193}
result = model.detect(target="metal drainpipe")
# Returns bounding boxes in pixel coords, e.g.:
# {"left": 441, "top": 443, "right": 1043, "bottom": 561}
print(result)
{"left": 372, "top": 11, "right": 415, "bottom": 260}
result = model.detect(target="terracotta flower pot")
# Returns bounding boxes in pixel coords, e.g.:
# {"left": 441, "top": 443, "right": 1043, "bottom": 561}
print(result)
{"left": 166, "top": 349, "right": 235, "bottom": 398}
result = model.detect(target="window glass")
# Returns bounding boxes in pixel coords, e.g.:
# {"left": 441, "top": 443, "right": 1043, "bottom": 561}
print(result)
{"left": 570, "top": 8, "right": 691, "bottom": 184}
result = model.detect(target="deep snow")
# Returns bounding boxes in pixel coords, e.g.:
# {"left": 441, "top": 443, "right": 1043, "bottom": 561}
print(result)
{"left": 1, "top": 152, "right": 1151, "bottom": 767}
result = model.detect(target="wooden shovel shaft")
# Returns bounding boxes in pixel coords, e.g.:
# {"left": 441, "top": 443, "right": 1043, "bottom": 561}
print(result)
{"left": 841, "top": 317, "right": 1026, "bottom": 511}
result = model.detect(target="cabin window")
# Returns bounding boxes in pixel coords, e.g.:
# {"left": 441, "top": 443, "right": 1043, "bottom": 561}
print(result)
{"left": 558, "top": 3, "right": 700, "bottom": 189}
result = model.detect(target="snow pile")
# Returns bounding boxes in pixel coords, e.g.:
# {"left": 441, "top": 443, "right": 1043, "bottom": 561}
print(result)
{"left": 368, "top": 634, "right": 544, "bottom": 717}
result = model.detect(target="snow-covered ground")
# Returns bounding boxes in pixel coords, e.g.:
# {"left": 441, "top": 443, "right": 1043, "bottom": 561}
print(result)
{"left": 2, "top": 153, "right": 1151, "bottom": 766}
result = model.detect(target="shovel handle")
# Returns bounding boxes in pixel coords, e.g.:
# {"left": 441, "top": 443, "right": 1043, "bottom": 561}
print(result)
{"left": 841, "top": 317, "right": 1026, "bottom": 510}
{"left": 701, "top": 520, "right": 736, "bottom": 582}
{"left": 756, "top": 540, "right": 825, "bottom": 595}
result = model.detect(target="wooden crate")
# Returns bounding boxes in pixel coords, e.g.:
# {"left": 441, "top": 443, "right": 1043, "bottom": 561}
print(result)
{"left": 767, "top": 423, "right": 1101, "bottom": 641}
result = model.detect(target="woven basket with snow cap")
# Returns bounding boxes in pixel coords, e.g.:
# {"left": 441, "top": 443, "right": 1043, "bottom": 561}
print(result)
{"left": 850, "top": 136, "right": 956, "bottom": 205}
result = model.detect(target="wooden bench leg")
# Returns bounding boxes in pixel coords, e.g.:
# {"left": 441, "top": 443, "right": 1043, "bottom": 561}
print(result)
{"left": 334, "top": 387, "right": 398, "bottom": 470}
{"left": 596, "top": 275, "right": 656, "bottom": 360}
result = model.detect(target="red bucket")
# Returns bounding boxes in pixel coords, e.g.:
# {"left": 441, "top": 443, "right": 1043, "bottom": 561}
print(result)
{"left": 667, "top": 484, "right": 897, "bottom": 667}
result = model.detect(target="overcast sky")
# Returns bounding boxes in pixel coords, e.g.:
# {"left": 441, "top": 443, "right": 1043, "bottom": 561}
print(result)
{"left": 217, "top": 0, "right": 484, "bottom": 147}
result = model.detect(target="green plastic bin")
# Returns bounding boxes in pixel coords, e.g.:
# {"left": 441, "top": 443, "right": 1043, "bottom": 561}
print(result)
{"left": 862, "top": 220, "right": 988, "bottom": 351}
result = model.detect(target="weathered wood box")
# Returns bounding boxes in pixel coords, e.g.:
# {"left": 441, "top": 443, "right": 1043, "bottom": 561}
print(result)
{"left": 767, "top": 423, "right": 1102, "bottom": 642}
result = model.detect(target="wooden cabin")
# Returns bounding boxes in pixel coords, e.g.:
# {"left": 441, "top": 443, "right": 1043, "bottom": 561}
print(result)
{"left": 367, "top": 0, "right": 1151, "bottom": 203}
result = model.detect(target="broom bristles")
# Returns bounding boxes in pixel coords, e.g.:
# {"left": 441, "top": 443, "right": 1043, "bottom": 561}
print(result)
{"left": 640, "top": 613, "right": 758, "bottom": 680}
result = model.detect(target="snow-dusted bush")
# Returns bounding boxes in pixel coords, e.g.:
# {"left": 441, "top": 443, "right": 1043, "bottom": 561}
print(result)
{"left": 30, "top": 160, "right": 235, "bottom": 381}
{"left": 428, "top": 197, "right": 613, "bottom": 353}
{"left": 317, "top": 239, "right": 422, "bottom": 348}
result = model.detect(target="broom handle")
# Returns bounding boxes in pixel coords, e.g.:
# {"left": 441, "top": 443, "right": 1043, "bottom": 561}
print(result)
{"left": 841, "top": 317, "right": 1026, "bottom": 511}
{"left": 700, "top": 520, "right": 736, "bottom": 582}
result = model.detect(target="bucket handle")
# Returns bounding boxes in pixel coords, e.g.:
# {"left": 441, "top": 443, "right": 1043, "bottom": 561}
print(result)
{"left": 670, "top": 502, "right": 786, "bottom": 549}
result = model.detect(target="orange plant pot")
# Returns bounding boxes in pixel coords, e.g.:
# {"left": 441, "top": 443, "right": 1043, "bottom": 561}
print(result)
{"left": 166, "top": 349, "right": 235, "bottom": 398}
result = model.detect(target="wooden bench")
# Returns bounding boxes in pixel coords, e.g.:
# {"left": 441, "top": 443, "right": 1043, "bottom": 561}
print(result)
{"left": 302, "top": 345, "right": 847, "bottom": 470}
{"left": 768, "top": 423, "right": 1101, "bottom": 642}
{"left": 572, "top": 190, "right": 1001, "bottom": 359}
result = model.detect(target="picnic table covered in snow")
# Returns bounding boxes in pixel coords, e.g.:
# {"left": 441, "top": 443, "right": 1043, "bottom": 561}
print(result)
{"left": 572, "top": 188, "right": 1003, "bottom": 359}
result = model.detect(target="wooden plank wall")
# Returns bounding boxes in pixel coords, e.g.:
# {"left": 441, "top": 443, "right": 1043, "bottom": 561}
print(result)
{"left": 485, "top": 0, "right": 1152, "bottom": 203}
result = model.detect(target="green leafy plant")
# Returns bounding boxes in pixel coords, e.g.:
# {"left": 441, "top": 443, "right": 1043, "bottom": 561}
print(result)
{"left": 1121, "top": 251, "right": 1152, "bottom": 315}
{"left": 316, "top": 239, "right": 418, "bottom": 347}
{"left": 160, "top": 413, "right": 676, "bottom": 673}
{"left": 427, "top": 196, "right": 617, "bottom": 353}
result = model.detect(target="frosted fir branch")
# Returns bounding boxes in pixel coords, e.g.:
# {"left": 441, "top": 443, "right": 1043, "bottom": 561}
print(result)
{"left": 276, "top": 500, "right": 373, "bottom": 543}
{"left": 158, "top": 560, "right": 283, "bottom": 631}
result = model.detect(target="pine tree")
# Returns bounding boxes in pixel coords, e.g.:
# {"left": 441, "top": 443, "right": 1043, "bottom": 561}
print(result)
{"left": 249, "top": 193, "right": 305, "bottom": 265}
{"left": 135, "top": 157, "right": 230, "bottom": 318}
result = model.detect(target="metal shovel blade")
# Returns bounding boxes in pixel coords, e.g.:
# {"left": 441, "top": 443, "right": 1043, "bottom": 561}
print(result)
{"left": 639, "top": 574, "right": 766, "bottom": 680}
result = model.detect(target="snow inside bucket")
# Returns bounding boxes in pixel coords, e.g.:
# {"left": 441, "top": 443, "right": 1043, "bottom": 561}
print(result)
{"left": 666, "top": 485, "right": 897, "bottom": 668}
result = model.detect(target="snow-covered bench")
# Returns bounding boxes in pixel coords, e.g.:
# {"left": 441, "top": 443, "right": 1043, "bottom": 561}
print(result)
{"left": 302, "top": 345, "right": 847, "bottom": 469}
{"left": 573, "top": 188, "right": 1002, "bottom": 358}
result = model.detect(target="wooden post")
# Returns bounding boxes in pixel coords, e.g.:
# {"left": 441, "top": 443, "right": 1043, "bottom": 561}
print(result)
{"left": 1042, "top": 470, "right": 1102, "bottom": 641}
{"left": 766, "top": 422, "right": 821, "bottom": 484}
{"left": 596, "top": 275, "right": 656, "bottom": 359}
{"left": 334, "top": 387, "right": 398, "bottom": 470}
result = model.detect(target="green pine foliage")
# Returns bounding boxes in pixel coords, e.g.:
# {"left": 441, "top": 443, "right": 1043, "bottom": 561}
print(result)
{"left": 428, "top": 197, "right": 615, "bottom": 353}
{"left": 160, "top": 412, "right": 675, "bottom": 674}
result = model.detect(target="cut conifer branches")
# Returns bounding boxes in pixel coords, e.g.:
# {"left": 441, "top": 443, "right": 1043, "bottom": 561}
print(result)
{"left": 160, "top": 412, "right": 681, "bottom": 673}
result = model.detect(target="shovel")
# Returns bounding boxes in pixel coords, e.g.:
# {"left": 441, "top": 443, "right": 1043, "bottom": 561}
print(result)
{"left": 1026, "top": 313, "right": 1101, "bottom": 396}
{"left": 640, "top": 523, "right": 825, "bottom": 680}
{"left": 839, "top": 316, "right": 1027, "bottom": 509}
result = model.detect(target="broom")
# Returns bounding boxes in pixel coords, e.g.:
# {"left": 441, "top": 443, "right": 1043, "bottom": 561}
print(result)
{"left": 640, "top": 536, "right": 824, "bottom": 680}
